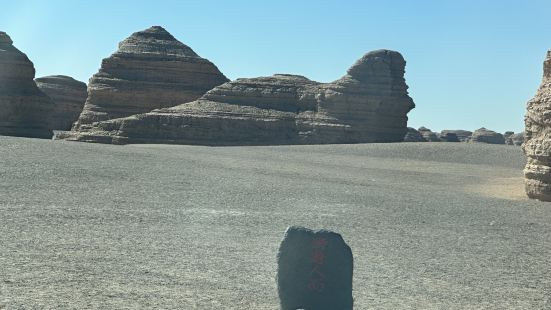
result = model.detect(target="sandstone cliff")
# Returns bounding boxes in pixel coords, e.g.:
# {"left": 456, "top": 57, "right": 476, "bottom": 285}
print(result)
{"left": 62, "top": 49, "right": 415, "bottom": 145}
{"left": 72, "top": 26, "right": 228, "bottom": 129}
{"left": 524, "top": 51, "right": 551, "bottom": 201}
{"left": 35, "top": 75, "right": 87, "bottom": 130}
{"left": 0, "top": 31, "right": 54, "bottom": 138}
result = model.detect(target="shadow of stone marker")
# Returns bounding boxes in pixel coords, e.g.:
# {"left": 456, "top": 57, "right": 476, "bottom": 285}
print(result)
{"left": 277, "top": 226, "right": 353, "bottom": 310}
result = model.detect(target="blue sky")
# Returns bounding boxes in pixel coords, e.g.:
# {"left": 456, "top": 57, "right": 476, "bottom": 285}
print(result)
{"left": 2, "top": 0, "right": 550, "bottom": 133}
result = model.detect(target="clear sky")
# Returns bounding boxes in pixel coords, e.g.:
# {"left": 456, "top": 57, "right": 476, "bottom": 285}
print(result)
{"left": 1, "top": 0, "right": 550, "bottom": 133}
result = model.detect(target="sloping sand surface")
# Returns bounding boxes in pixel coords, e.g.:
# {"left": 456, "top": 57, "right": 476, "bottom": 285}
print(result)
{"left": 1, "top": 137, "right": 550, "bottom": 309}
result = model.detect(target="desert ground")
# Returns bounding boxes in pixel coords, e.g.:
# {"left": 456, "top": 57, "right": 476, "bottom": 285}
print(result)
{"left": 1, "top": 136, "right": 550, "bottom": 309}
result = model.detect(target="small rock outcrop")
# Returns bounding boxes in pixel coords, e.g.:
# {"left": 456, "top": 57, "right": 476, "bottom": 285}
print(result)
{"left": 524, "top": 51, "right": 551, "bottom": 201}
{"left": 417, "top": 127, "right": 440, "bottom": 142}
{"left": 72, "top": 26, "right": 228, "bottom": 129}
{"left": 403, "top": 127, "right": 426, "bottom": 142}
{"left": 470, "top": 128, "right": 505, "bottom": 144}
{"left": 35, "top": 75, "right": 87, "bottom": 130}
{"left": 62, "top": 49, "right": 415, "bottom": 145}
{"left": 509, "top": 132, "right": 524, "bottom": 146}
{"left": 439, "top": 132, "right": 460, "bottom": 142}
{"left": 0, "top": 31, "right": 54, "bottom": 138}
{"left": 503, "top": 131, "right": 514, "bottom": 142}
{"left": 504, "top": 131, "right": 524, "bottom": 146}
{"left": 440, "top": 130, "right": 472, "bottom": 142}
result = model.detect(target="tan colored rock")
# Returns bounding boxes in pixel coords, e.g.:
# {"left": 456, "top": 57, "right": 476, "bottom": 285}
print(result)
{"left": 0, "top": 31, "right": 54, "bottom": 138}
{"left": 35, "top": 75, "right": 87, "bottom": 130}
{"left": 470, "top": 128, "right": 504, "bottom": 144}
{"left": 62, "top": 50, "right": 415, "bottom": 145}
{"left": 523, "top": 51, "right": 551, "bottom": 201}
{"left": 72, "top": 26, "right": 228, "bottom": 129}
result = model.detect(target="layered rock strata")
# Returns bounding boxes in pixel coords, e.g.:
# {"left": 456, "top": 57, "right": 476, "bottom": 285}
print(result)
{"left": 524, "top": 51, "right": 551, "bottom": 201}
{"left": 72, "top": 26, "right": 228, "bottom": 129}
{"left": 63, "top": 49, "right": 415, "bottom": 145}
{"left": 0, "top": 32, "right": 54, "bottom": 138}
{"left": 470, "top": 128, "right": 505, "bottom": 144}
{"left": 35, "top": 75, "right": 87, "bottom": 130}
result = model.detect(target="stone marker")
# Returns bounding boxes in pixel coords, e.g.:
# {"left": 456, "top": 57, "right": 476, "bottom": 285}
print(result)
{"left": 277, "top": 226, "right": 353, "bottom": 310}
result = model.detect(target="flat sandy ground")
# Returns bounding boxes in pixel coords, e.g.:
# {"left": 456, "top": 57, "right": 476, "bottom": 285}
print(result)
{"left": 1, "top": 136, "right": 550, "bottom": 309}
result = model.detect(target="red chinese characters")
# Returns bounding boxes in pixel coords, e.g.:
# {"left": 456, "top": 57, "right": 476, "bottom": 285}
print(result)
{"left": 308, "top": 237, "right": 328, "bottom": 292}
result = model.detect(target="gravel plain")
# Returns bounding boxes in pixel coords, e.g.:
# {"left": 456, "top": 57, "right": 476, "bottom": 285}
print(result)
{"left": 1, "top": 136, "right": 551, "bottom": 309}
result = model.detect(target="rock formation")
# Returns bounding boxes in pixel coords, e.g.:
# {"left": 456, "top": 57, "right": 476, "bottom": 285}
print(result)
{"left": 509, "top": 132, "right": 524, "bottom": 146}
{"left": 72, "top": 26, "right": 228, "bottom": 129}
{"left": 439, "top": 132, "right": 460, "bottom": 142}
{"left": 0, "top": 31, "right": 54, "bottom": 138}
{"left": 503, "top": 131, "right": 514, "bottom": 142}
{"left": 35, "top": 75, "right": 87, "bottom": 130}
{"left": 62, "top": 49, "right": 415, "bottom": 145}
{"left": 470, "top": 128, "right": 505, "bottom": 144}
{"left": 524, "top": 50, "right": 551, "bottom": 201}
{"left": 417, "top": 127, "right": 440, "bottom": 142}
{"left": 440, "top": 130, "right": 472, "bottom": 142}
{"left": 403, "top": 127, "right": 426, "bottom": 142}
{"left": 504, "top": 131, "right": 524, "bottom": 146}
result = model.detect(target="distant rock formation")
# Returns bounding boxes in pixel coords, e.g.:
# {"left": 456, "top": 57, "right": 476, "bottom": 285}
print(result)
{"left": 439, "top": 132, "right": 460, "bottom": 142}
{"left": 524, "top": 50, "right": 551, "bottom": 201}
{"left": 509, "top": 132, "right": 524, "bottom": 146}
{"left": 62, "top": 49, "right": 415, "bottom": 145}
{"left": 470, "top": 128, "right": 504, "bottom": 144}
{"left": 417, "top": 127, "right": 440, "bottom": 142}
{"left": 403, "top": 127, "right": 426, "bottom": 142}
{"left": 35, "top": 75, "right": 87, "bottom": 130}
{"left": 503, "top": 131, "right": 514, "bottom": 142}
{"left": 72, "top": 26, "right": 228, "bottom": 129}
{"left": 440, "top": 130, "right": 472, "bottom": 142}
{"left": 0, "top": 31, "right": 54, "bottom": 138}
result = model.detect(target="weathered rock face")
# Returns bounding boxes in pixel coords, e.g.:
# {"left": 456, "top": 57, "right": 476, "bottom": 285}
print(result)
{"left": 403, "top": 127, "right": 426, "bottom": 142}
{"left": 72, "top": 26, "right": 228, "bottom": 129}
{"left": 35, "top": 75, "right": 87, "bottom": 130}
{"left": 441, "top": 130, "right": 472, "bottom": 142}
{"left": 417, "top": 127, "right": 440, "bottom": 142}
{"left": 0, "top": 32, "right": 54, "bottom": 138}
{"left": 524, "top": 51, "right": 551, "bottom": 201}
{"left": 62, "top": 49, "right": 415, "bottom": 145}
{"left": 470, "top": 127, "right": 505, "bottom": 144}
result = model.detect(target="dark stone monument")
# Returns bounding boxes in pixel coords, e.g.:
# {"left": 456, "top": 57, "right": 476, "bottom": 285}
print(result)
{"left": 277, "top": 226, "right": 353, "bottom": 310}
